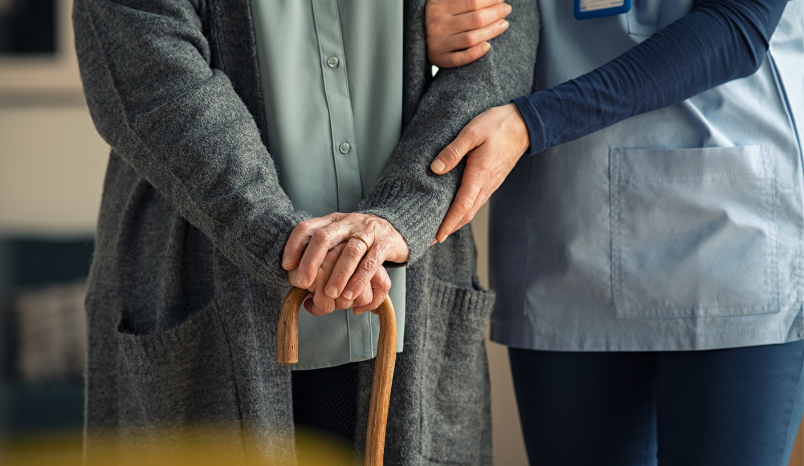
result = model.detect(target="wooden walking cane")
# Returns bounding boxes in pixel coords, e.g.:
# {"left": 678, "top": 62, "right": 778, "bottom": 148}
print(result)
{"left": 277, "top": 287, "right": 397, "bottom": 466}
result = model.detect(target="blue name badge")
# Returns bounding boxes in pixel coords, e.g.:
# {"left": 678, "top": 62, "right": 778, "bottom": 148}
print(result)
{"left": 575, "top": 0, "right": 632, "bottom": 20}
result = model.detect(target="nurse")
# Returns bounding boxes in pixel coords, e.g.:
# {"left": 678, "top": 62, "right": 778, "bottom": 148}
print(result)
{"left": 427, "top": 0, "right": 804, "bottom": 465}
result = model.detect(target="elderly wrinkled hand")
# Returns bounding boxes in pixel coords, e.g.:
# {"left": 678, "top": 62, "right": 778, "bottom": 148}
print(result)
{"left": 287, "top": 245, "right": 392, "bottom": 316}
{"left": 426, "top": 0, "right": 511, "bottom": 69}
{"left": 430, "top": 102, "right": 530, "bottom": 243}
{"left": 283, "top": 212, "right": 409, "bottom": 315}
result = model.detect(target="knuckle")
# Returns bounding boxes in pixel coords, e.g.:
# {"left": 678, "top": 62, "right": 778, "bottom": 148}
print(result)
{"left": 351, "top": 277, "right": 368, "bottom": 291}
{"left": 468, "top": 46, "right": 484, "bottom": 60}
{"left": 298, "top": 256, "right": 315, "bottom": 268}
{"left": 379, "top": 277, "right": 392, "bottom": 292}
{"left": 344, "top": 242, "right": 364, "bottom": 258}
{"left": 374, "top": 239, "right": 391, "bottom": 256}
{"left": 332, "top": 271, "right": 351, "bottom": 286}
{"left": 476, "top": 160, "right": 493, "bottom": 172}
{"left": 445, "top": 54, "right": 461, "bottom": 68}
{"left": 467, "top": 0, "right": 482, "bottom": 10}
{"left": 310, "top": 229, "right": 332, "bottom": 244}
{"left": 465, "top": 124, "right": 483, "bottom": 140}
{"left": 344, "top": 212, "right": 361, "bottom": 223}
{"left": 299, "top": 264, "right": 319, "bottom": 280}
{"left": 460, "top": 198, "right": 475, "bottom": 213}
{"left": 469, "top": 13, "right": 484, "bottom": 29}
{"left": 296, "top": 221, "right": 313, "bottom": 236}
{"left": 361, "top": 257, "right": 379, "bottom": 272}
{"left": 446, "top": 144, "right": 462, "bottom": 162}
{"left": 460, "top": 33, "right": 476, "bottom": 48}
{"left": 481, "top": 7, "right": 497, "bottom": 22}
{"left": 365, "top": 217, "right": 383, "bottom": 232}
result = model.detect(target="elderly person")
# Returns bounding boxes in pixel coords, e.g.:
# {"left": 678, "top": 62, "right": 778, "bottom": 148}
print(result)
{"left": 74, "top": 0, "right": 538, "bottom": 463}
{"left": 427, "top": 0, "right": 804, "bottom": 465}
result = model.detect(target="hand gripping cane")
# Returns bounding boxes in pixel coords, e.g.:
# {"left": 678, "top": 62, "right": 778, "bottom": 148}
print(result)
{"left": 277, "top": 287, "right": 397, "bottom": 466}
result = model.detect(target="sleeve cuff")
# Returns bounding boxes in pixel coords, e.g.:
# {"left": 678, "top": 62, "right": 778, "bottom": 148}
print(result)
{"left": 240, "top": 210, "right": 313, "bottom": 290}
{"left": 357, "top": 177, "right": 445, "bottom": 265}
{"left": 513, "top": 94, "right": 546, "bottom": 157}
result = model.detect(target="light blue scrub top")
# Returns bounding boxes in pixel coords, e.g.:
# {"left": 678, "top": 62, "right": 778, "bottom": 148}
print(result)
{"left": 490, "top": 0, "right": 804, "bottom": 352}
{"left": 250, "top": 0, "right": 405, "bottom": 370}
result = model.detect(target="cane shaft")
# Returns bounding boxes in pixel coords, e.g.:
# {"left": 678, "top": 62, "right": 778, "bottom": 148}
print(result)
{"left": 276, "top": 288, "right": 396, "bottom": 466}
{"left": 365, "top": 298, "right": 396, "bottom": 466}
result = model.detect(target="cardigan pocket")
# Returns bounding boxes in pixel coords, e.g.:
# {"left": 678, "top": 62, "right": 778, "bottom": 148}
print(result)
{"left": 115, "top": 299, "right": 242, "bottom": 427}
{"left": 610, "top": 145, "right": 780, "bottom": 319}
{"left": 421, "top": 277, "right": 496, "bottom": 465}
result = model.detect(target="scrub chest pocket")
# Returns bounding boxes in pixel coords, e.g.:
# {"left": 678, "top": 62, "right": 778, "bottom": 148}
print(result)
{"left": 610, "top": 145, "right": 780, "bottom": 319}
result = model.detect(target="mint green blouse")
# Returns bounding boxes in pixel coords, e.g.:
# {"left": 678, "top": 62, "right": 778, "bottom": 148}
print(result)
{"left": 250, "top": 0, "right": 405, "bottom": 370}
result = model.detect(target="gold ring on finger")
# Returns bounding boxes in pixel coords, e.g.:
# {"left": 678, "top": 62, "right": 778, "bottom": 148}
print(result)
{"left": 349, "top": 234, "right": 370, "bottom": 251}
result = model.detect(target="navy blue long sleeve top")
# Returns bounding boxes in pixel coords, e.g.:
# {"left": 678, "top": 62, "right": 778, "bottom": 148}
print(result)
{"left": 513, "top": 0, "right": 789, "bottom": 157}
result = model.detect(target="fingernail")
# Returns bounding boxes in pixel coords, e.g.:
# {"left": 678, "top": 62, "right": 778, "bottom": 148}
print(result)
{"left": 325, "top": 286, "right": 338, "bottom": 298}
{"left": 431, "top": 159, "right": 446, "bottom": 174}
{"left": 297, "top": 274, "right": 307, "bottom": 286}
{"left": 343, "top": 290, "right": 354, "bottom": 300}
{"left": 505, "top": 4, "right": 512, "bottom": 14}
{"left": 282, "top": 256, "right": 291, "bottom": 268}
{"left": 501, "top": 20, "right": 509, "bottom": 30}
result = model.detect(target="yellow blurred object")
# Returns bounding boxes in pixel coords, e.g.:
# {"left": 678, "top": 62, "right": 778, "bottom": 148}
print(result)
{"left": 0, "top": 431, "right": 83, "bottom": 466}
{"left": 0, "top": 427, "right": 356, "bottom": 466}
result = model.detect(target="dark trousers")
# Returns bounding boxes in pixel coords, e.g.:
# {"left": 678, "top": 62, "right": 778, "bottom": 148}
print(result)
{"left": 509, "top": 340, "right": 804, "bottom": 466}
{"left": 292, "top": 362, "right": 359, "bottom": 450}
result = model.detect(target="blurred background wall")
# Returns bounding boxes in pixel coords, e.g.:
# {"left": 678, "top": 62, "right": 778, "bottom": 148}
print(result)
{"left": 0, "top": 102, "right": 106, "bottom": 235}
{"left": 0, "top": 1, "right": 104, "bottom": 464}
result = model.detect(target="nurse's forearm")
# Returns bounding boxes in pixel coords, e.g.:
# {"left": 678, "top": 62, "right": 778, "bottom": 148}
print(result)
{"left": 514, "top": 0, "right": 788, "bottom": 156}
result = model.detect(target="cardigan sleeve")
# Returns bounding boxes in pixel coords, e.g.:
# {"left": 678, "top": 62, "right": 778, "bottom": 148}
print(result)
{"left": 513, "top": 0, "right": 789, "bottom": 157}
{"left": 356, "top": 0, "right": 541, "bottom": 264}
{"left": 73, "top": 0, "right": 309, "bottom": 289}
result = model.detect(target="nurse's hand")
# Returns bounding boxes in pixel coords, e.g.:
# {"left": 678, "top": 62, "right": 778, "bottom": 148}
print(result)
{"left": 430, "top": 103, "right": 530, "bottom": 242}
{"left": 426, "top": 0, "right": 512, "bottom": 68}
{"left": 283, "top": 212, "right": 408, "bottom": 313}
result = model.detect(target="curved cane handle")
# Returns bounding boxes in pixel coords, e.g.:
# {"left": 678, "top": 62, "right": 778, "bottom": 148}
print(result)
{"left": 276, "top": 288, "right": 397, "bottom": 466}
{"left": 276, "top": 287, "right": 309, "bottom": 365}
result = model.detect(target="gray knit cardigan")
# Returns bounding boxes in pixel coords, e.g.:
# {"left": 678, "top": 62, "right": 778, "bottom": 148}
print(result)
{"left": 73, "top": 0, "right": 538, "bottom": 464}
